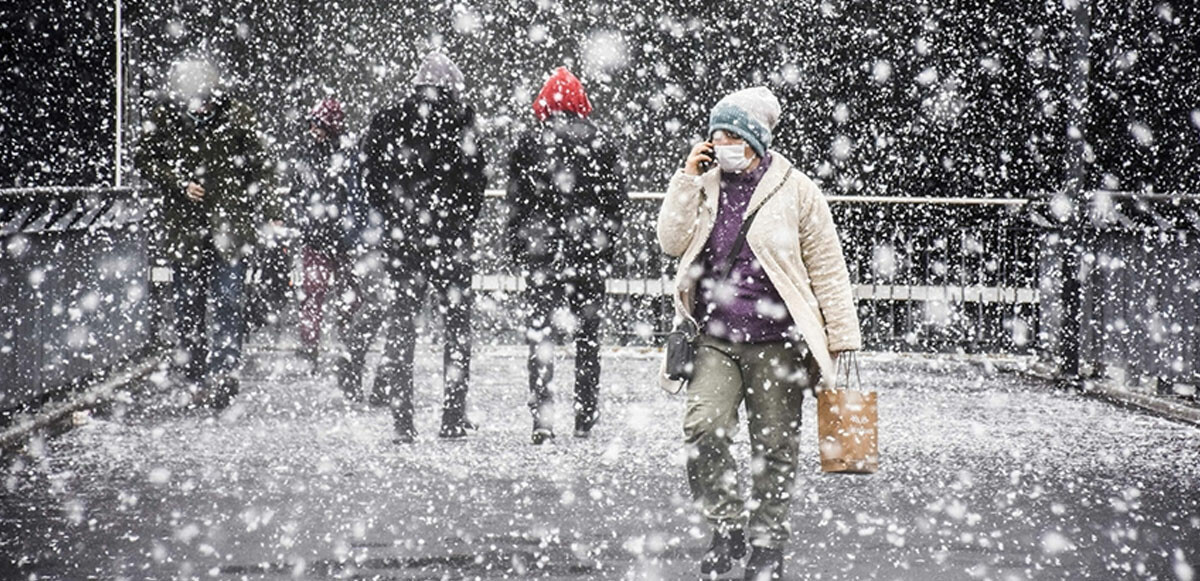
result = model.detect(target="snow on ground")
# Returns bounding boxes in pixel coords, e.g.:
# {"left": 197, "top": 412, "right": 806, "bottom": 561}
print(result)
{"left": 2, "top": 344, "right": 1197, "bottom": 580}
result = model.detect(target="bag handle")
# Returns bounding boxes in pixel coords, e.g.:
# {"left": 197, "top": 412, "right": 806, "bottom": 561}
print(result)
{"left": 834, "top": 351, "right": 862, "bottom": 391}
{"left": 715, "top": 167, "right": 795, "bottom": 281}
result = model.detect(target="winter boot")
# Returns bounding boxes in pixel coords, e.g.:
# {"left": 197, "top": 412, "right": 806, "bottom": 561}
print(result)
{"left": 531, "top": 405, "right": 555, "bottom": 445}
{"left": 335, "top": 353, "right": 364, "bottom": 403}
{"left": 573, "top": 408, "right": 600, "bottom": 439}
{"left": 438, "top": 411, "right": 478, "bottom": 439}
{"left": 392, "top": 413, "right": 416, "bottom": 445}
{"left": 700, "top": 529, "right": 747, "bottom": 576}
{"left": 742, "top": 547, "right": 784, "bottom": 581}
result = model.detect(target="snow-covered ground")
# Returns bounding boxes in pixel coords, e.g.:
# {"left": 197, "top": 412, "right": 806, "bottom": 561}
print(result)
{"left": 2, "top": 344, "right": 1197, "bottom": 580}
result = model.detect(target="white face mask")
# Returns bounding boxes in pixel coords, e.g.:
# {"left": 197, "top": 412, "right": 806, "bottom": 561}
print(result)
{"left": 714, "top": 144, "right": 752, "bottom": 173}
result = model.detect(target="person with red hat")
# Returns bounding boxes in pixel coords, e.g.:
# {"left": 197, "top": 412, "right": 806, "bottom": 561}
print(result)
{"left": 505, "top": 66, "right": 627, "bottom": 444}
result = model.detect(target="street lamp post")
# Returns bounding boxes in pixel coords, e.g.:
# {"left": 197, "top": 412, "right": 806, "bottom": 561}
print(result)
{"left": 114, "top": 0, "right": 123, "bottom": 188}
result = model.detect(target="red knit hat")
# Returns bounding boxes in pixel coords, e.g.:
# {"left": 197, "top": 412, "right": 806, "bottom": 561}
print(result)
{"left": 532, "top": 67, "right": 592, "bottom": 122}
{"left": 308, "top": 98, "right": 345, "bottom": 136}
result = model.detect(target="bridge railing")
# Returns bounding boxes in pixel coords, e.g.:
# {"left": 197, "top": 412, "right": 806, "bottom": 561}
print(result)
{"left": 25, "top": 183, "right": 1186, "bottom": 415}
{"left": 0, "top": 186, "right": 157, "bottom": 418}
{"left": 1038, "top": 191, "right": 1200, "bottom": 394}
{"left": 468, "top": 190, "right": 1044, "bottom": 353}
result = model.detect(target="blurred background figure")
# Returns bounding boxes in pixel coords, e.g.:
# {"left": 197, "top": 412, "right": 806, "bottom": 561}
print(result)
{"left": 291, "top": 97, "right": 357, "bottom": 371}
{"left": 505, "top": 66, "right": 627, "bottom": 444}
{"left": 135, "top": 56, "right": 278, "bottom": 409}
{"left": 360, "top": 51, "right": 487, "bottom": 443}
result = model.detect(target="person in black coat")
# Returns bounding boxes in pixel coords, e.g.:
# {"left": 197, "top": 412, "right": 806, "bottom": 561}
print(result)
{"left": 506, "top": 67, "right": 627, "bottom": 444}
{"left": 359, "top": 52, "right": 486, "bottom": 442}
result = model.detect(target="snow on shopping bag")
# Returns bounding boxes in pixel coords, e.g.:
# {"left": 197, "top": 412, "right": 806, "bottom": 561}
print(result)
{"left": 817, "top": 352, "right": 879, "bottom": 474}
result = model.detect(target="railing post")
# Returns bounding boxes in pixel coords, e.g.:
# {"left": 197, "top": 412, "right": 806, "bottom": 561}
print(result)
{"left": 1058, "top": 0, "right": 1091, "bottom": 386}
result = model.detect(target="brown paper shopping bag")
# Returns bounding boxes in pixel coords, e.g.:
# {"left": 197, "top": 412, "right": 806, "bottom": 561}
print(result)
{"left": 817, "top": 352, "right": 879, "bottom": 474}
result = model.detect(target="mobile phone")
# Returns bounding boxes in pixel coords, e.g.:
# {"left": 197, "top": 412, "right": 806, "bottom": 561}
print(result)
{"left": 697, "top": 145, "right": 716, "bottom": 173}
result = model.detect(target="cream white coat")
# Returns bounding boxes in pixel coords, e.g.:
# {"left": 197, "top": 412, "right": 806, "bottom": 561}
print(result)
{"left": 657, "top": 151, "right": 862, "bottom": 392}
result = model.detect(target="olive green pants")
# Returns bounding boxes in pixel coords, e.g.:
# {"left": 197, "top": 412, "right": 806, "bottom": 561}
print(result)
{"left": 683, "top": 334, "right": 817, "bottom": 549}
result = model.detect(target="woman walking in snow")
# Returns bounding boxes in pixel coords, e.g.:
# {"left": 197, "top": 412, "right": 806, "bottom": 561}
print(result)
{"left": 657, "top": 87, "right": 861, "bottom": 580}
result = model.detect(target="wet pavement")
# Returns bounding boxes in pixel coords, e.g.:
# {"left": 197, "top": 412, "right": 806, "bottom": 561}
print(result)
{"left": 2, "top": 344, "right": 1198, "bottom": 580}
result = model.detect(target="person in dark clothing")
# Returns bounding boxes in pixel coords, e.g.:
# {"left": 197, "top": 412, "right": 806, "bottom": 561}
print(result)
{"left": 135, "top": 58, "right": 277, "bottom": 409}
{"left": 359, "top": 51, "right": 485, "bottom": 442}
{"left": 506, "top": 66, "right": 627, "bottom": 444}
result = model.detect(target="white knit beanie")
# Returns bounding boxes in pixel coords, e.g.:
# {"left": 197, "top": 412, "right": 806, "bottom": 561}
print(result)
{"left": 708, "top": 86, "right": 782, "bottom": 157}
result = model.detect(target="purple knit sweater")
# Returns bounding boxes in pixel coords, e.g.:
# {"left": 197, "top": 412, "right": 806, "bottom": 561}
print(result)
{"left": 694, "top": 154, "right": 795, "bottom": 343}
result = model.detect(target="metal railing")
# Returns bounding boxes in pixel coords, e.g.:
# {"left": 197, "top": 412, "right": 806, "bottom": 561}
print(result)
{"left": 7, "top": 178, "right": 1197, "bottom": 421}
{"left": 1039, "top": 191, "right": 1200, "bottom": 395}
{"left": 0, "top": 183, "right": 1067, "bottom": 417}
{"left": 469, "top": 190, "right": 1043, "bottom": 352}
{"left": 0, "top": 186, "right": 156, "bottom": 419}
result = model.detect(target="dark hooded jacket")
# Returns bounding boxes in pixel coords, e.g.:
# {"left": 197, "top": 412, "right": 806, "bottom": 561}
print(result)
{"left": 506, "top": 113, "right": 627, "bottom": 277}
{"left": 360, "top": 86, "right": 485, "bottom": 267}
{"left": 136, "top": 96, "right": 276, "bottom": 263}
{"left": 292, "top": 137, "right": 357, "bottom": 255}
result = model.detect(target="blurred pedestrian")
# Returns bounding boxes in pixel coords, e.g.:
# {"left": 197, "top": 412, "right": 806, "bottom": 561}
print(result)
{"left": 291, "top": 98, "right": 356, "bottom": 370}
{"left": 656, "top": 86, "right": 861, "bottom": 580}
{"left": 135, "top": 57, "right": 278, "bottom": 409}
{"left": 360, "top": 51, "right": 486, "bottom": 442}
{"left": 506, "top": 66, "right": 627, "bottom": 444}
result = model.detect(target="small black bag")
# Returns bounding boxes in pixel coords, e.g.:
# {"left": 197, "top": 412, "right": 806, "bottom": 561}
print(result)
{"left": 664, "top": 318, "right": 699, "bottom": 381}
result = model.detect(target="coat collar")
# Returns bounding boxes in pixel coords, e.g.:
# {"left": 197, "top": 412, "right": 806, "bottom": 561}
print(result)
{"left": 745, "top": 150, "right": 793, "bottom": 217}
{"left": 698, "top": 150, "right": 795, "bottom": 219}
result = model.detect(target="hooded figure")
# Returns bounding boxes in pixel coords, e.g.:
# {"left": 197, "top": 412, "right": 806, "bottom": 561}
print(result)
{"left": 359, "top": 51, "right": 486, "bottom": 442}
{"left": 291, "top": 98, "right": 359, "bottom": 367}
{"left": 505, "top": 66, "right": 627, "bottom": 444}
{"left": 135, "top": 57, "right": 277, "bottom": 409}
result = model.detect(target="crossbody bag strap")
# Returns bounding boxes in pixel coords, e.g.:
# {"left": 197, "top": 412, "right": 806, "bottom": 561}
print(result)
{"left": 716, "top": 166, "right": 795, "bottom": 280}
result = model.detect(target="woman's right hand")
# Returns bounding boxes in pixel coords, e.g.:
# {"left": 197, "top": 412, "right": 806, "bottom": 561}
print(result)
{"left": 683, "top": 141, "right": 714, "bottom": 176}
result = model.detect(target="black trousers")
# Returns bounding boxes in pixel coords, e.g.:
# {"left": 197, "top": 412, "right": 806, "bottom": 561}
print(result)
{"left": 336, "top": 250, "right": 388, "bottom": 395}
{"left": 523, "top": 271, "right": 605, "bottom": 423}
{"left": 374, "top": 254, "right": 474, "bottom": 435}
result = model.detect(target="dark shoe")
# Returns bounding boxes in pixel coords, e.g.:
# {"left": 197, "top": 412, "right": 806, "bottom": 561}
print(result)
{"left": 743, "top": 547, "right": 783, "bottom": 581}
{"left": 573, "top": 410, "right": 600, "bottom": 438}
{"left": 209, "top": 391, "right": 231, "bottom": 411}
{"left": 700, "top": 529, "right": 747, "bottom": 576}
{"left": 393, "top": 424, "right": 417, "bottom": 445}
{"left": 531, "top": 427, "right": 555, "bottom": 445}
{"left": 531, "top": 405, "right": 555, "bottom": 445}
{"left": 335, "top": 356, "right": 363, "bottom": 402}
{"left": 299, "top": 345, "right": 319, "bottom": 373}
{"left": 393, "top": 409, "right": 416, "bottom": 444}
{"left": 193, "top": 376, "right": 237, "bottom": 408}
{"left": 438, "top": 416, "right": 478, "bottom": 439}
